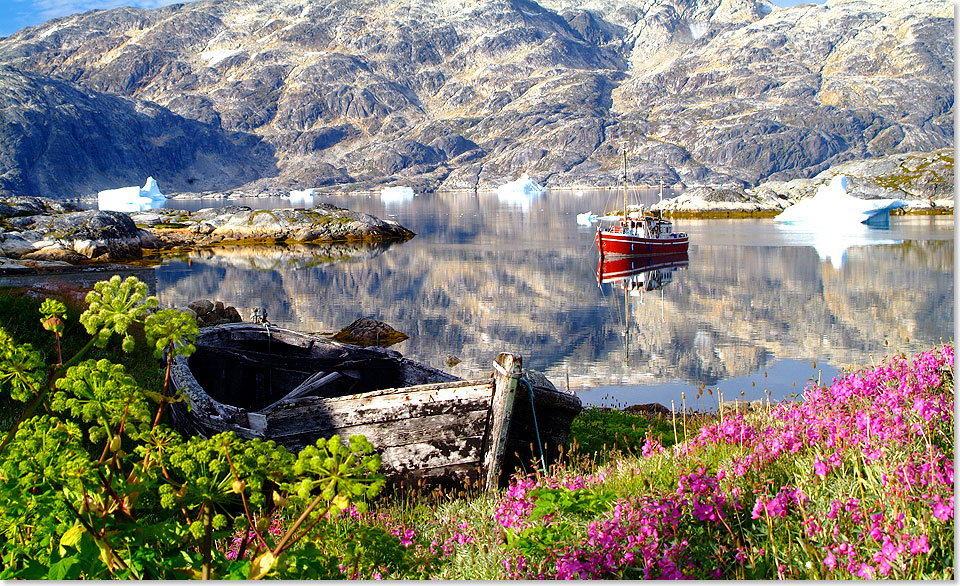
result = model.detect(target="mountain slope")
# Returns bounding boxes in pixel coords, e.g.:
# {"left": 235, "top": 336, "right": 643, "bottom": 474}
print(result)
{"left": 0, "top": 0, "right": 951, "bottom": 197}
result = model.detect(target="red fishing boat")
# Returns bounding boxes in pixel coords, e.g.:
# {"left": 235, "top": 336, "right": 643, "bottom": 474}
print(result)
{"left": 596, "top": 252, "right": 690, "bottom": 287}
{"left": 595, "top": 150, "right": 689, "bottom": 258}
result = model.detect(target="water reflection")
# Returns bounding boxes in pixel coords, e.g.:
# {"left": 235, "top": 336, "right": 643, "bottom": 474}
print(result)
{"left": 151, "top": 190, "right": 953, "bottom": 408}
{"left": 774, "top": 221, "right": 903, "bottom": 269}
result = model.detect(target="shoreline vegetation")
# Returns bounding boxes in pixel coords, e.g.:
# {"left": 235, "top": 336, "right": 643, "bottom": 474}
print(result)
{"left": 0, "top": 278, "right": 953, "bottom": 579}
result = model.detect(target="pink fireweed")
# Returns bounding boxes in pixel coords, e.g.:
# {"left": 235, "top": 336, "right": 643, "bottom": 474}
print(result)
{"left": 491, "top": 345, "right": 953, "bottom": 580}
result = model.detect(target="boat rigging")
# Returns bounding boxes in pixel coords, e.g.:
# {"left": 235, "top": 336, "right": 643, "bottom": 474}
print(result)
{"left": 595, "top": 147, "right": 689, "bottom": 257}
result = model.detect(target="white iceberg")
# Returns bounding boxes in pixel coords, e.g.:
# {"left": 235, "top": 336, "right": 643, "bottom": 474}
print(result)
{"left": 288, "top": 188, "right": 316, "bottom": 205}
{"left": 380, "top": 186, "right": 415, "bottom": 205}
{"left": 496, "top": 172, "right": 546, "bottom": 196}
{"left": 576, "top": 211, "right": 598, "bottom": 226}
{"left": 497, "top": 173, "right": 546, "bottom": 210}
{"left": 98, "top": 177, "right": 167, "bottom": 212}
{"left": 774, "top": 175, "right": 905, "bottom": 226}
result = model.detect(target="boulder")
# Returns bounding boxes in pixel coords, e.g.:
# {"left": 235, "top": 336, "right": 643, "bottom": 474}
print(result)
{"left": 187, "top": 299, "right": 243, "bottom": 327}
{"left": 23, "top": 210, "right": 144, "bottom": 260}
{"left": 331, "top": 318, "right": 409, "bottom": 347}
{"left": 624, "top": 402, "right": 673, "bottom": 417}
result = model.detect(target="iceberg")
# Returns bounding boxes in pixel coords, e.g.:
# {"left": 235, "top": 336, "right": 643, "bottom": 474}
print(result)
{"left": 98, "top": 176, "right": 167, "bottom": 212}
{"left": 774, "top": 175, "right": 905, "bottom": 226}
{"left": 576, "top": 211, "right": 598, "bottom": 226}
{"left": 497, "top": 173, "right": 546, "bottom": 210}
{"left": 496, "top": 172, "right": 546, "bottom": 196}
{"left": 288, "top": 188, "right": 316, "bottom": 205}
{"left": 380, "top": 186, "right": 415, "bottom": 205}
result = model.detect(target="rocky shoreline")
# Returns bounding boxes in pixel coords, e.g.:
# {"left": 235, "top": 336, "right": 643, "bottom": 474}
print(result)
{"left": 0, "top": 200, "right": 414, "bottom": 274}
{"left": 651, "top": 148, "right": 955, "bottom": 217}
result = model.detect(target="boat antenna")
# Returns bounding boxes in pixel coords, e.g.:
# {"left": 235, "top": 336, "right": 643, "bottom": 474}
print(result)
{"left": 658, "top": 180, "right": 664, "bottom": 219}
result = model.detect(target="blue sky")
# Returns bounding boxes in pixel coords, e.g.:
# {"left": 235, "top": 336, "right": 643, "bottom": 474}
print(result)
{"left": 0, "top": 0, "right": 828, "bottom": 38}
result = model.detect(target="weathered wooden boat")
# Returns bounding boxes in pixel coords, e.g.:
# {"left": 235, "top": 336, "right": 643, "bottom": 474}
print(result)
{"left": 596, "top": 150, "right": 688, "bottom": 258}
{"left": 169, "top": 323, "right": 582, "bottom": 490}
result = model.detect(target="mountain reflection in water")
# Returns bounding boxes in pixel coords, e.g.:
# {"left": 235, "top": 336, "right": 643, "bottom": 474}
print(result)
{"left": 153, "top": 190, "right": 954, "bottom": 408}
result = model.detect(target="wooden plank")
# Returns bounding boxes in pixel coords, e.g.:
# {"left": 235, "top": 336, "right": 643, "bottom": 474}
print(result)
{"left": 261, "top": 383, "right": 495, "bottom": 434}
{"left": 484, "top": 353, "right": 521, "bottom": 491}
{"left": 268, "top": 409, "right": 489, "bottom": 450}
{"left": 260, "top": 371, "right": 342, "bottom": 411}
{"left": 380, "top": 436, "right": 484, "bottom": 473}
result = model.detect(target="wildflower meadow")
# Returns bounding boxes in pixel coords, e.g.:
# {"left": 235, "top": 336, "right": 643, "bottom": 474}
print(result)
{"left": 0, "top": 278, "right": 953, "bottom": 579}
{"left": 294, "top": 343, "right": 954, "bottom": 580}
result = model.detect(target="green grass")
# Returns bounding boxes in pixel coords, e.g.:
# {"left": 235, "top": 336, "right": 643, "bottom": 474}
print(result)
{"left": 566, "top": 407, "right": 688, "bottom": 462}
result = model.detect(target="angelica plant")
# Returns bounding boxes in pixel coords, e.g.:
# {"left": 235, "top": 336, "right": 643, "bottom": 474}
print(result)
{"left": 0, "top": 275, "right": 391, "bottom": 580}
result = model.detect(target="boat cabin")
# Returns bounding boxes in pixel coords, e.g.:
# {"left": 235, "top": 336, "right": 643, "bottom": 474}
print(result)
{"left": 616, "top": 214, "right": 675, "bottom": 239}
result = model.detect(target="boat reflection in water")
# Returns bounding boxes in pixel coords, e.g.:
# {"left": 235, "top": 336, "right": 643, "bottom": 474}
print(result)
{"left": 596, "top": 252, "right": 690, "bottom": 291}
{"left": 597, "top": 252, "right": 690, "bottom": 365}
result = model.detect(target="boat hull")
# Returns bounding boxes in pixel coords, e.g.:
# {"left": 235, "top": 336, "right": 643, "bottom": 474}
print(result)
{"left": 169, "top": 323, "right": 581, "bottom": 490}
{"left": 597, "top": 229, "right": 689, "bottom": 257}
{"left": 597, "top": 252, "right": 690, "bottom": 284}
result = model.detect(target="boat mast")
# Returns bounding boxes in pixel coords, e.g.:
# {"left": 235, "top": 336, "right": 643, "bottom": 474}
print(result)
{"left": 622, "top": 144, "right": 628, "bottom": 220}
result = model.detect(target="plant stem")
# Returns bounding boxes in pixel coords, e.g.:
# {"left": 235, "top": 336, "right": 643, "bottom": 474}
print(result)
{"left": 201, "top": 501, "right": 213, "bottom": 580}
{"left": 152, "top": 341, "right": 174, "bottom": 429}
{"left": 272, "top": 486, "right": 334, "bottom": 556}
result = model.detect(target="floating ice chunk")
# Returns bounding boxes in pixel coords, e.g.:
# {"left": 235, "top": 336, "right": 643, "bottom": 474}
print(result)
{"left": 141, "top": 176, "right": 163, "bottom": 199}
{"left": 576, "top": 211, "right": 598, "bottom": 226}
{"left": 98, "top": 176, "right": 166, "bottom": 212}
{"left": 497, "top": 173, "right": 546, "bottom": 210}
{"left": 774, "top": 175, "right": 905, "bottom": 226}
{"left": 288, "top": 188, "right": 316, "bottom": 205}
{"left": 497, "top": 172, "right": 546, "bottom": 196}
{"left": 380, "top": 186, "right": 415, "bottom": 205}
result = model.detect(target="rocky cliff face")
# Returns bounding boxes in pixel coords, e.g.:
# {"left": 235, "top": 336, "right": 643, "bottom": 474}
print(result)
{"left": 0, "top": 0, "right": 951, "bottom": 197}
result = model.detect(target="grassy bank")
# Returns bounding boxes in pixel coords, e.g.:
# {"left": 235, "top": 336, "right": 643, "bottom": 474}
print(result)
{"left": 285, "top": 345, "right": 954, "bottom": 579}
{"left": 0, "top": 283, "right": 952, "bottom": 579}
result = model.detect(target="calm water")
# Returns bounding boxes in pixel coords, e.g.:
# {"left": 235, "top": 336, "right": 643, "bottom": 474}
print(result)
{"left": 148, "top": 189, "right": 954, "bottom": 409}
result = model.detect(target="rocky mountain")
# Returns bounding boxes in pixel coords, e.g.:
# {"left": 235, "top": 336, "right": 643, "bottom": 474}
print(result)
{"left": 0, "top": 0, "right": 952, "bottom": 197}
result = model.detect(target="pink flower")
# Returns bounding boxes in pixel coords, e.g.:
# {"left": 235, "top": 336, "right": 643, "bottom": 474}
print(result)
{"left": 908, "top": 535, "right": 930, "bottom": 555}
{"left": 823, "top": 551, "right": 837, "bottom": 570}
{"left": 931, "top": 496, "right": 953, "bottom": 521}
{"left": 813, "top": 456, "right": 828, "bottom": 477}
{"left": 855, "top": 563, "right": 875, "bottom": 579}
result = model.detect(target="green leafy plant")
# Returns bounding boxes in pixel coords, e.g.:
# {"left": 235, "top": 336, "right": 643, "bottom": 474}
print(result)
{"left": 0, "top": 275, "right": 390, "bottom": 580}
{"left": 144, "top": 308, "right": 199, "bottom": 428}
{"left": 39, "top": 299, "right": 67, "bottom": 364}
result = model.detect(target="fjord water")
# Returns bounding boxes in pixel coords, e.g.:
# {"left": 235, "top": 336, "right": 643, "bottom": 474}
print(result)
{"left": 153, "top": 190, "right": 953, "bottom": 409}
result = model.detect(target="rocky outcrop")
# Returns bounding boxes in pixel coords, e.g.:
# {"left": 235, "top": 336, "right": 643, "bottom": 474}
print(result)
{"left": 141, "top": 204, "right": 415, "bottom": 248}
{"left": 331, "top": 317, "right": 410, "bottom": 347}
{"left": 183, "top": 299, "right": 243, "bottom": 327}
{"left": 651, "top": 186, "right": 789, "bottom": 216}
{"left": 3, "top": 209, "right": 145, "bottom": 261}
{"left": 0, "top": 200, "right": 414, "bottom": 268}
{"left": 0, "top": 0, "right": 951, "bottom": 196}
{"left": 655, "top": 147, "right": 954, "bottom": 216}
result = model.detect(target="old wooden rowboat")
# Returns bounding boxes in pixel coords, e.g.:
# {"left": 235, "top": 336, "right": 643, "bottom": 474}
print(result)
{"left": 169, "top": 323, "right": 582, "bottom": 490}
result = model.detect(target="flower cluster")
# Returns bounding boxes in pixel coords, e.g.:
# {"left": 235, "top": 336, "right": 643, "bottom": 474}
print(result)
{"left": 492, "top": 345, "right": 954, "bottom": 579}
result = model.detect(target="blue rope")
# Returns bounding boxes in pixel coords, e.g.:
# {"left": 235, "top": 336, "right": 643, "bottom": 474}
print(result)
{"left": 520, "top": 377, "right": 548, "bottom": 476}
